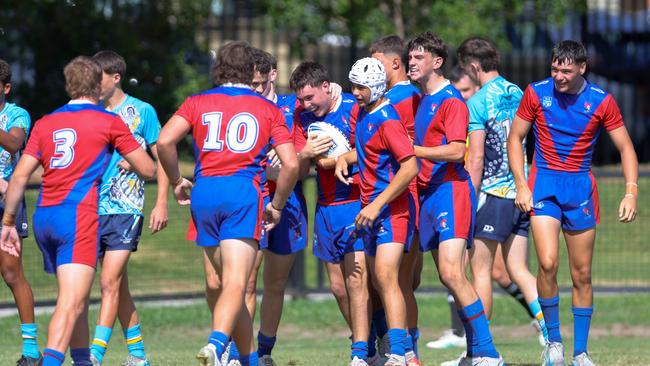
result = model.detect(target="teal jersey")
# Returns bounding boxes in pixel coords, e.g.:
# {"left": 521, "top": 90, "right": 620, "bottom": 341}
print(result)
{"left": 0, "top": 102, "right": 31, "bottom": 179}
{"left": 467, "top": 76, "right": 525, "bottom": 199}
{"left": 98, "top": 95, "right": 160, "bottom": 216}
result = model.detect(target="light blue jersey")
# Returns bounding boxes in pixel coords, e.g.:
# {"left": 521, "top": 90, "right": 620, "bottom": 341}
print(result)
{"left": 98, "top": 95, "right": 160, "bottom": 216}
{"left": 0, "top": 102, "right": 30, "bottom": 179}
{"left": 467, "top": 76, "right": 525, "bottom": 199}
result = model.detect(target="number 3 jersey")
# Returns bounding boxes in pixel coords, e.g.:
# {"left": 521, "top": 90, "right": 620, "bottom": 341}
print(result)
{"left": 24, "top": 101, "right": 141, "bottom": 211}
{"left": 174, "top": 85, "right": 292, "bottom": 185}
{"left": 467, "top": 76, "right": 524, "bottom": 199}
{"left": 98, "top": 95, "right": 161, "bottom": 216}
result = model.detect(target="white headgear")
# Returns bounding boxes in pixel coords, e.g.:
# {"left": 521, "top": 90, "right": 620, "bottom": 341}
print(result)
{"left": 348, "top": 57, "right": 386, "bottom": 103}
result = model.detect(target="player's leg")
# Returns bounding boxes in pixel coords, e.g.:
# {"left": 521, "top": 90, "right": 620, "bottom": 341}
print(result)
{"left": 469, "top": 238, "right": 497, "bottom": 318}
{"left": 344, "top": 249, "right": 370, "bottom": 363}
{"left": 42, "top": 263, "right": 95, "bottom": 366}
{"left": 564, "top": 228, "right": 596, "bottom": 361}
{"left": 116, "top": 269, "right": 151, "bottom": 365}
{"left": 257, "top": 251, "right": 297, "bottom": 361}
{"left": 326, "top": 261, "right": 352, "bottom": 327}
{"left": 398, "top": 240, "right": 420, "bottom": 359}
{"left": 69, "top": 298, "right": 92, "bottom": 365}
{"left": 245, "top": 250, "right": 264, "bottom": 318}
{"left": 0, "top": 238, "right": 40, "bottom": 362}
{"left": 203, "top": 248, "right": 222, "bottom": 313}
{"left": 91, "top": 248, "right": 130, "bottom": 364}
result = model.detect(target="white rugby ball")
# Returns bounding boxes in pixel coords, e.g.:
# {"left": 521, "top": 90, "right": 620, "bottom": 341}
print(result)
{"left": 307, "top": 121, "right": 351, "bottom": 158}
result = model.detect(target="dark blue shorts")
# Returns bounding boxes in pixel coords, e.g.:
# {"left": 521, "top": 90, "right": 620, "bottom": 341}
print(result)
{"left": 261, "top": 190, "right": 308, "bottom": 255}
{"left": 313, "top": 201, "right": 364, "bottom": 263}
{"left": 98, "top": 214, "right": 144, "bottom": 255}
{"left": 474, "top": 193, "right": 529, "bottom": 242}
{"left": 0, "top": 198, "right": 29, "bottom": 238}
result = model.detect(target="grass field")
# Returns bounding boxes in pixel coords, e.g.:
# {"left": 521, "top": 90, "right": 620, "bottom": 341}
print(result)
{"left": 1, "top": 173, "right": 649, "bottom": 305}
{"left": 1, "top": 293, "right": 649, "bottom": 365}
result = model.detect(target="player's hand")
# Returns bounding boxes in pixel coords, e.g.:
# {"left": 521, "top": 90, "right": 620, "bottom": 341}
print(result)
{"left": 618, "top": 195, "right": 637, "bottom": 223}
{"left": 514, "top": 185, "right": 533, "bottom": 213}
{"left": 329, "top": 82, "right": 342, "bottom": 100}
{"left": 267, "top": 149, "right": 281, "bottom": 168}
{"left": 172, "top": 178, "right": 193, "bottom": 205}
{"left": 117, "top": 159, "right": 133, "bottom": 172}
{"left": 0, "top": 178, "right": 8, "bottom": 200}
{"left": 263, "top": 202, "right": 282, "bottom": 231}
{"left": 334, "top": 156, "right": 353, "bottom": 185}
{"left": 301, "top": 135, "right": 333, "bottom": 159}
{"left": 0, "top": 225, "right": 20, "bottom": 257}
{"left": 355, "top": 201, "right": 381, "bottom": 230}
{"left": 149, "top": 204, "right": 168, "bottom": 234}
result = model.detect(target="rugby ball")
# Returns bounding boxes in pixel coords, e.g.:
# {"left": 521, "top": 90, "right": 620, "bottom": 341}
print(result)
{"left": 307, "top": 121, "right": 351, "bottom": 158}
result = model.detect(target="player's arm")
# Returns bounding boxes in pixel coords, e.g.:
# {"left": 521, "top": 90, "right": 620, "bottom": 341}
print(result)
{"left": 0, "top": 127, "right": 26, "bottom": 155}
{"left": 264, "top": 142, "right": 299, "bottom": 231}
{"left": 414, "top": 142, "right": 465, "bottom": 163}
{"left": 507, "top": 115, "right": 533, "bottom": 212}
{"left": 466, "top": 131, "right": 485, "bottom": 194}
{"left": 0, "top": 154, "right": 40, "bottom": 257}
{"left": 148, "top": 143, "right": 169, "bottom": 233}
{"left": 157, "top": 115, "right": 193, "bottom": 205}
{"left": 334, "top": 149, "right": 357, "bottom": 185}
{"left": 608, "top": 126, "right": 638, "bottom": 223}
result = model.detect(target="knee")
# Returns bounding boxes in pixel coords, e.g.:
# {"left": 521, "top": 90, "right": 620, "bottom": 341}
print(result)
{"left": 438, "top": 267, "right": 466, "bottom": 291}
{"left": 572, "top": 266, "right": 592, "bottom": 289}
{"left": 537, "top": 257, "right": 559, "bottom": 277}
{"left": 329, "top": 280, "right": 348, "bottom": 302}
{"left": 100, "top": 276, "right": 121, "bottom": 299}
{"left": 0, "top": 266, "right": 21, "bottom": 287}
{"left": 374, "top": 269, "right": 398, "bottom": 292}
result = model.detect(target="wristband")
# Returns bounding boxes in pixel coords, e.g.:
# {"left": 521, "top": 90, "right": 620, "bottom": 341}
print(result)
{"left": 625, "top": 193, "right": 636, "bottom": 198}
{"left": 626, "top": 182, "right": 638, "bottom": 186}
{"left": 2, "top": 212, "right": 16, "bottom": 226}
{"left": 271, "top": 201, "right": 284, "bottom": 211}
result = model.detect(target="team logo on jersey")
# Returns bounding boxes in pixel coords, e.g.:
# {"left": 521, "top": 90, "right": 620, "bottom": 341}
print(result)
{"left": 0, "top": 114, "right": 8, "bottom": 129}
{"left": 368, "top": 123, "right": 374, "bottom": 132}
{"left": 542, "top": 96, "right": 552, "bottom": 108}
{"left": 584, "top": 102, "right": 592, "bottom": 112}
{"left": 431, "top": 104, "right": 438, "bottom": 113}
{"left": 341, "top": 116, "right": 350, "bottom": 128}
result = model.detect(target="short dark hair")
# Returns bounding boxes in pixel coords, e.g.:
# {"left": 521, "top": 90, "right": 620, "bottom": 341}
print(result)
{"left": 64, "top": 56, "right": 102, "bottom": 100}
{"left": 551, "top": 40, "right": 588, "bottom": 65}
{"left": 369, "top": 35, "right": 407, "bottom": 67}
{"left": 92, "top": 50, "right": 127, "bottom": 81}
{"left": 0, "top": 59, "right": 11, "bottom": 85}
{"left": 407, "top": 32, "right": 448, "bottom": 63}
{"left": 448, "top": 66, "right": 470, "bottom": 84}
{"left": 212, "top": 41, "right": 254, "bottom": 86}
{"left": 252, "top": 48, "right": 277, "bottom": 75}
{"left": 457, "top": 37, "right": 499, "bottom": 72}
{"left": 289, "top": 61, "right": 329, "bottom": 91}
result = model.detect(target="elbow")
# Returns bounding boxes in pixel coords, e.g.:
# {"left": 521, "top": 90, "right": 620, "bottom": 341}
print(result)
{"left": 452, "top": 146, "right": 466, "bottom": 163}
{"left": 282, "top": 156, "right": 300, "bottom": 178}
{"left": 141, "top": 164, "right": 156, "bottom": 181}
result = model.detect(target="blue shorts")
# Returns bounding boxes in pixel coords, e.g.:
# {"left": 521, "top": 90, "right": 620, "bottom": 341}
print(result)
{"left": 259, "top": 195, "right": 270, "bottom": 249}
{"left": 261, "top": 190, "right": 308, "bottom": 255}
{"left": 0, "top": 198, "right": 29, "bottom": 238}
{"left": 191, "top": 177, "right": 263, "bottom": 247}
{"left": 474, "top": 193, "right": 529, "bottom": 242}
{"left": 98, "top": 214, "right": 144, "bottom": 256}
{"left": 361, "top": 195, "right": 416, "bottom": 257}
{"left": 313, "top": 201, "right": 364, "bottom": 263}
{"left": 529, "top": 168, "right": 599, "bottom": 231}
{"left": 33, "top": 205, "right": 99, "bottom": 274}
{"left": 419, "top": 180, "right": 476, "bottom": 252}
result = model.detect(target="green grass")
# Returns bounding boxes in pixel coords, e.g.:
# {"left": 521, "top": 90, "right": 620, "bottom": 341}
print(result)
{"left": 1, "top": 294, "right": 649, "bottom": 365}
{"left": 1, "top": 175, "right": 649, "bottom": 304}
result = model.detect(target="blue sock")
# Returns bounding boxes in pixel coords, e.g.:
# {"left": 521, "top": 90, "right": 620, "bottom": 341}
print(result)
{"left": 405, "top": 334, "right": 414, "bottom": 353}
{"left": 70, "top": 348, "right": 92, "bottom": 366}
{"left": 368, "top": 323, "right": 377, "bottom": 358}
{"left": 387, "top": 328, "right": 407, "bottom": 356}
{"left": 90, "top": 325, "right": 113, "bottom": 363}
{"left": 573, "top": 306, "right": 593, "bottom": 356}
{"left": 43, "top": 348, "right": 65, "bottom": 366}
{"left": 240, "top": 352, "right": 259, "bottom": 366}
{"left": 462, "top": 299, "right": 499, "bottom": 359}
{"left": 372, "top": 309, "right": 388, "bottom": 339}
{"left": 408, "top": 327, "right": 419, "bottom": 357}
{"left": 458, "top": 310, "right": 473, "bottom": 357}
{"left": 529, "top": 298, "right": 549, "bottom": 342}
{"left": 20, "top": 323, "right": 39, "bottom": 358}
{"left": 539, "top": 296, "right": 562, "bottom": 343}
{"left": 257, "top": 332, "right": 276, "bottom": 357}
{"left": 208, "top": 330, "right": 229, "bottom": 359}
{"left": 124, "top": 323, "right": 146, "bottom": 359}
{"left": 351, "top": 341, "right": 368, "bottom": 361}
{"left": 228, "top": 341, "right": 240, "bottom": 361}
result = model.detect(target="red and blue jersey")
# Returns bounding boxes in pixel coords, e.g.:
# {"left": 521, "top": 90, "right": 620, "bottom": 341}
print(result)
{"left": 267, "top": 93, "right": 302, "bottom": 196}
{"left": 294, "top": 94, "right": 362, "bottom": 205}
{"left": 356, "top": 102, "right": 415, "bottom": 206}
{"left": 414, "top": 81, "right": 470, "bottom": 194}
{"left": 385, "top": 80, "right": 421, "bottom": 139}
{"left": 516, "top": 77, "right": 624, "bottom": 173}
{"left": 24, "top": 102, "right": 141, "bottom": 210}
{"left": 175, "top": 85, "right": 292, "bottom": 186}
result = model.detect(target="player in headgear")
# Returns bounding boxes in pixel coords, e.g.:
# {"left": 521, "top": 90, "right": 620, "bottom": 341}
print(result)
{"left": 508, "top": 40, "right": 638, "bottom": 366}
{"left": 336, "top": 57, "right": 417, "bottom": 366}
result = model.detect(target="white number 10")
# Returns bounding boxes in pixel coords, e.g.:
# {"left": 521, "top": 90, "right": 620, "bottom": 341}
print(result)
{"left": 202, "top": 112, "right": 259, "bottom": 153}
{"left": 50, "top": 128, "right": 77, "bottom": 169}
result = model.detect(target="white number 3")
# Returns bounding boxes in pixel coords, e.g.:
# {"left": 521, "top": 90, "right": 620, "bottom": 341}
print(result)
{"left": 50, "top": 128, "right": 77, "bottom": 169}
